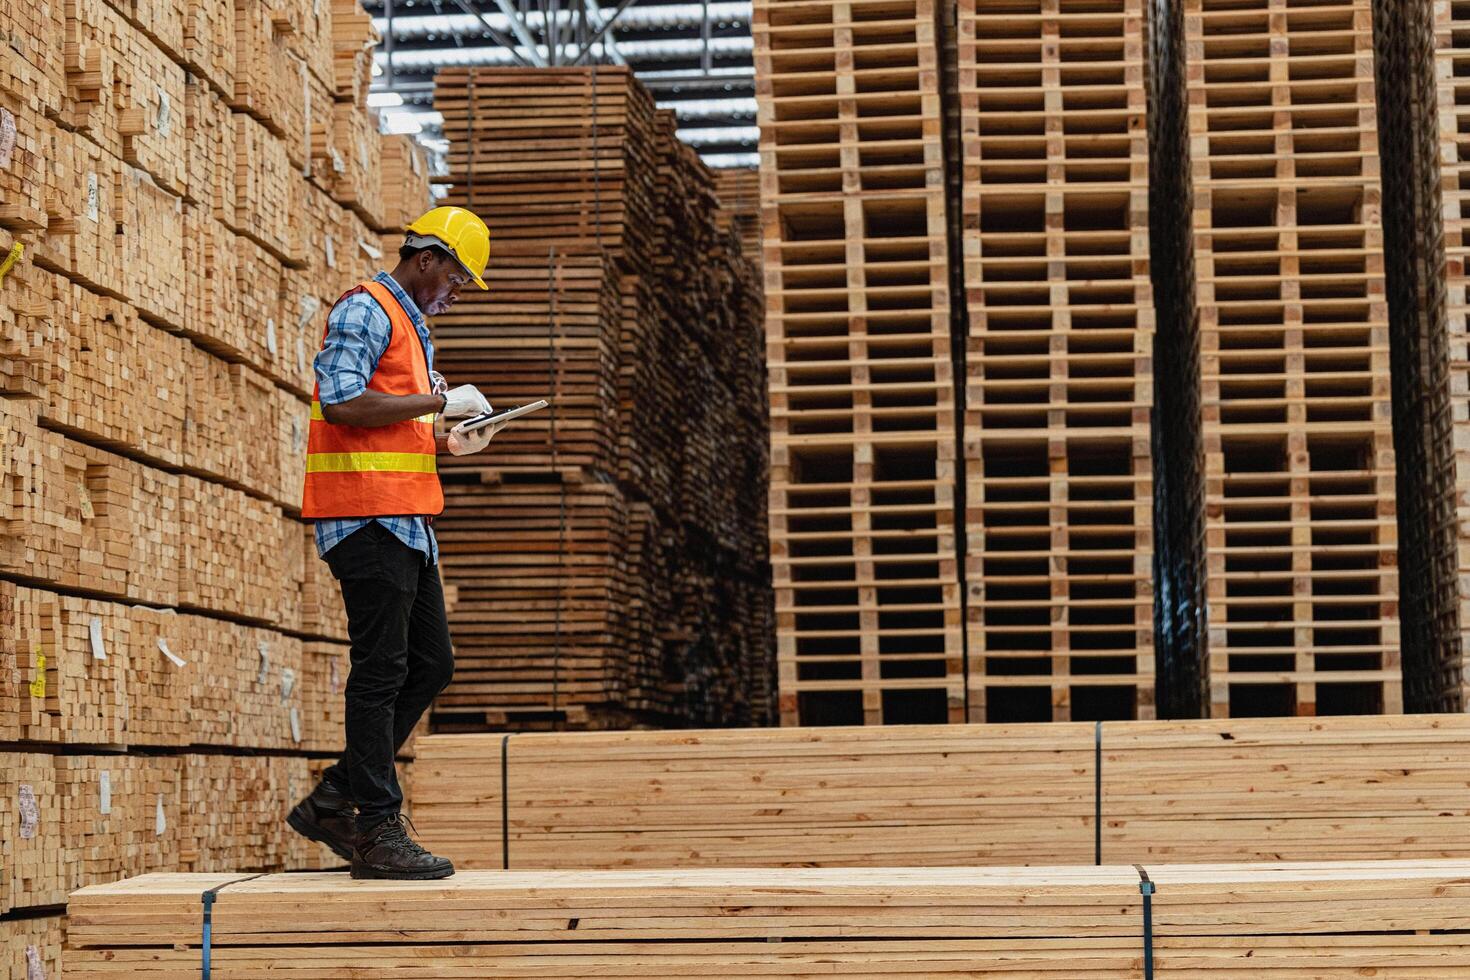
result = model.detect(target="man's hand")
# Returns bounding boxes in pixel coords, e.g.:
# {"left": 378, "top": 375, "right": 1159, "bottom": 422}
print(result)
{"left": 446, "top": 418, "right": 504, "bottom": 456}
{"left": 442, "top": 384, "right": 492, "bottom": 418}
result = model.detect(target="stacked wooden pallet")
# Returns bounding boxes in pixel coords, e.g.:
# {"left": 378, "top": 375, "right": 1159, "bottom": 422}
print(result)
{"left": 62, "top": 862, "right": 1470, "bottom": 976}
{"left": 430, "top": 67, "right": 772, "bottom": 731}
{"left": 1186, "top": 0, "right": 1401, "bottom": 717}
{"left": 412, "top": 714, "right": 1470, "bottom": 870}
{"left": 0, "top": 0, "right": 416, "bottom": 952}
{"left": 754, "top": 0, "right": 964, "bottom": 725}
{"left": 957, "top": 0, "right": 1156, "bottom": 723}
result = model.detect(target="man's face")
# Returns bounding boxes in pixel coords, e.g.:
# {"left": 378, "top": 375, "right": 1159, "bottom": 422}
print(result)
{"left": 418, "top": 252, "right": 469, "bottom": 316}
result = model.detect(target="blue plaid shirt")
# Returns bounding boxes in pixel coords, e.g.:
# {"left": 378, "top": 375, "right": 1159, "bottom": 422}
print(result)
{"left": 311, "top": 271, "right": 439, "bottom": 565}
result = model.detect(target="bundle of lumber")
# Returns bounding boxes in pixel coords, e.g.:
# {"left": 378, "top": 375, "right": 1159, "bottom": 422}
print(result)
{"left": 63, "top": 862, "right": 1470, "bottom": 976}
{"left": 376, "top": 132, "right": 434, "bottom": 231}
{"left": 412, "top": 714, "right": 1470, "bottom": 871}
{"left": 712, "top": 166, "right": 761, "bottom": 264}
{"left": 754, "top": 0, "right": 965, "bottom": 726}
{"left": 431, "top": 67, "right": 772, "bottom": 731}
{"left": 0, "top": 0, "right": 410, "bottom": 949}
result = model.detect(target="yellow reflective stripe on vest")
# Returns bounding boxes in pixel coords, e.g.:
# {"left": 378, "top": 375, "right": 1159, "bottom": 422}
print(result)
{"left": 310, "top": 401, "right": 437, "bottom": 425}
{"left": 305, "top": 451, "right": 438, "bottom": 474}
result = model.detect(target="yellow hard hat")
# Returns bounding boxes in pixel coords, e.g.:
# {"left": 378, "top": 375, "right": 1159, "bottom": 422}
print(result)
{"left": 404, "top": 206, "right": 490, "bottom": 290}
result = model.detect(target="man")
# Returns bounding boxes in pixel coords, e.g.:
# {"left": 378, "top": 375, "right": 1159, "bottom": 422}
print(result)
{"left": 287, "top": 206, "right": 498, "bottom": 880}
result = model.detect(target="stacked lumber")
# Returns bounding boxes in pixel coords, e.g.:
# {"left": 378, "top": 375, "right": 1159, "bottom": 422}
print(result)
{"left": 754, "top": 0, "right": 964, "bottom": 725}
{"left": 712, "top": 166, "right": 761, "bottom": 264}
{"left": 0, "top": 916, "right": 64, "bottom": 980}
{"left": 1186, "top": 0, "right": 1401, "bottom": 717}
{"left": 376, "top": 132, "right": 434, "bottom": 231}
{"left": 413, "top": 714, "right": 1470, "bottom": 870}
{"left": 431, "top": 67, "right": 772, "bottom": 730}
{"left": 62, "top": 862, "right": 1470, "bottom": 976}
{"left": 0, "top": 0, "right": 401, "bottom": 939}
{"left": 957, "top": 0, "right": 1155, "bottom": 722}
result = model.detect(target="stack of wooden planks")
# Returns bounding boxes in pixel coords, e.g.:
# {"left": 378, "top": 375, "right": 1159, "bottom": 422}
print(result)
{"left": 1185, "top": 0, "right": 1401, "bottom": 717}
{"left": 411, "top": 713, "right": 1470, "bottom": 870}
{"left": 712, "top": 166, "right": 761, "bottom": 265}
{"left": 0, "top": 0, "right": 421, "bottom": 956}
{"left": 957, "top": 0, "right": 1156, "bottom": 723}
{"left": 430, "top": 67, "right": 773, "bottom": 732}
{"left": 754, "top": 0, "right": 965, "bottom": 726}
{"left": 63, "top": 861, "right": 1470, "bottom": 976}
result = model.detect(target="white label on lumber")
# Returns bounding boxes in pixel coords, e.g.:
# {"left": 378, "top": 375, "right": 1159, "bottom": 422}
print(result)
{"left": 359, "top": 238, "right": 382, "bottom": 261}
{"left": 89, "top": 616, "right": 107, "bottom": 661}
{"left": 0, "top": 108, "right": 15, "bottom": 169}
{"left": 291, "top": 416, "right": 303, "bottom": 453}
{"left": 298, "top": 295, "right": 321, "bottom": 330}
{"left": 257, "top": 642, "right": 271, "bottom": 685}
{"left": 86, "top": 172, "right": 98, "bottom": 221}
{"left": 281, "top": 667, "right": 296, "bottom": 701}
{"left": 324, "top": 235, "right": 336, "bottom": 269}
{"left": 24, "top": 945, "right": 44, "bottom": 980}
{"left": 296, "top": 337, "right": 307, "bottom": 375}
{"left": 357, "top": 137, "right": 369, "bottom": 172}
{"left": 78, "top": 480, "right": 94, "bottom": 520}
{"left": 18, "top": 784, "right": 38, "bottom": 839}
{"left": 411, "top": 147, "right": 421, "bottom": 176}
{"left": 155, "top": 793, "right": 166, "bottom": 836}
{"left": 266, "top": 317, "right": 278, "bottom": 355}
{"left": 290, "top": 705, "right": 302, "bottom": 744}
{"left": 330, "top": 147, "right": 344, "bottom": 174}
{"left": 158, "top": 638, "right": 186, "bottom": 667}
{"left": 98, "top": 770, "right": 111, "bottom": 815}
{"left": 156, "top": 87, "right": 171, "bottom": 137}
{"left": 330, "top": 657, "right": 341, "bottom": 693}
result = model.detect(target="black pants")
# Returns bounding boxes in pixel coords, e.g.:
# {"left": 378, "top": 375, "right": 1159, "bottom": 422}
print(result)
{"left": 317, "top": 522, "right": 454, "bottom": 831}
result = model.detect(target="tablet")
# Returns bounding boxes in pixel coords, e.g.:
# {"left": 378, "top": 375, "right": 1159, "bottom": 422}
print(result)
{"left": 458, "top": 399, "right": 550, "bottom": 432}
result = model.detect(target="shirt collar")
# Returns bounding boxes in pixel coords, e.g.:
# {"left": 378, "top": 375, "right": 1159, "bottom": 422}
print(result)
{"left": 377, "top": 271, "right": 427, "bottom": 334}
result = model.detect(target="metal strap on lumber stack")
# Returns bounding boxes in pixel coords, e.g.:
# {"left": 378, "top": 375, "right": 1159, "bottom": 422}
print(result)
{"left": 958, "top": 0, "right": 1156, "bottom": 723}
{"left": 1187, "top": 0, "right": 1401, "bottom": 717}
{"left": 755, "top": 0, "right": 964, "bottom": 725}
{"left": 63, "top": 862, "right": 1470, "bottom": 975}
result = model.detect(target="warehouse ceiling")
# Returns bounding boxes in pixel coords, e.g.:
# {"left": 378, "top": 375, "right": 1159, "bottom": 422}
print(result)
{"left": 363, "top": 0, "right": 758, "bottom": 168}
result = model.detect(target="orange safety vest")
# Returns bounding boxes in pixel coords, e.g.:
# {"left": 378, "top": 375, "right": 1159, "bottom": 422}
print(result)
{"left": 300, "top": 280, "right": 444, "bottom": 519}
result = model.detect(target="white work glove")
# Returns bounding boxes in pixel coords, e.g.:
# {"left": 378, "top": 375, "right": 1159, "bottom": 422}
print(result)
{"left": 441, "top": 383, "right": 491, "bottom": 419}
{"left": 446, "top": 418, "right": 503, "bottom": 456}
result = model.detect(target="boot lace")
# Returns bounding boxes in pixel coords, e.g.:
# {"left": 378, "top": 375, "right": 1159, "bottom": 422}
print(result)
{"left": 374, "top": 813, "right": 429, "bottom": 858}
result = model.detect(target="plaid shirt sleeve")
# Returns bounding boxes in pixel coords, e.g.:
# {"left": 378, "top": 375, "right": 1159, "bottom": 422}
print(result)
{"left": 314, "top": 291, "right": 392, "bottom": 405}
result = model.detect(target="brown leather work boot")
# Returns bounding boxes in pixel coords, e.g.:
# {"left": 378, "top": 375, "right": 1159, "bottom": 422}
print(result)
{"left": 350, "top": 813, "right": 454, "bottom": 880}
{"left": 287, "top": 780, "right": 357, "bottom": 862}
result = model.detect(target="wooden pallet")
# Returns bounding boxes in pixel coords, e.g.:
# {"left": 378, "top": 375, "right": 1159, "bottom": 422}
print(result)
{"left": 755, "top": 0, "right": 964, "bottom": 725}
{"left": 1186, "top": 0, "right": 1401, "bottom": 717}
{"left": 63, "top": 862, "right": 1470, "bottom": 976}
{"left": 957, "top": 0, "right": 1156, "bottom": 724}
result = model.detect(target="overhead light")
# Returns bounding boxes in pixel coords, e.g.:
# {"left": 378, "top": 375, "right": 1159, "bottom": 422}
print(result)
{"left": 368, "top": 91, "right": 405, "bottom": 108}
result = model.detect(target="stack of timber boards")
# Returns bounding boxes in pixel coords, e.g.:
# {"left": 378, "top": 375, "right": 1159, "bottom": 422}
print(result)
{"left": 957, "top": 0, "right": 1156, "bottom": 724}
{"left": 1186, "top": 0, "right": 1401, "bottom": 717}
{"left": 411, "top": 714, "right": 1470, "bottom": 870}
{"left": 430, "top": 68, "right": 773, "bottom": 732}
{"left": 0, "top": 0, "right": 424, "bottom": 961}
{"left": 713, "top": 166, "right": 763, "bottom": 265}
{"left": 63, "top": 862, "right": 1470, "bottom": 976}
{"left": 754, "top": 0, "right": 965, "bottom": 726}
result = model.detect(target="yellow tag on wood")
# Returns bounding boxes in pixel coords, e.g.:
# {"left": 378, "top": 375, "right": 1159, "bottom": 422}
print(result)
{"left": 28, "top": 650, "right": 45, "bottom": 699}
{"left": 0, "top": 241, "right": 22, "bottom": 284}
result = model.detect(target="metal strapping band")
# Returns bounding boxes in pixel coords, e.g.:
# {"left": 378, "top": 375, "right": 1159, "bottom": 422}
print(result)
{"left": 1134, "top": 864, "right": 1155, "bottom": 980}
{"left": 1094, "top": 720, "right": 1103, "bottom": 865}
{"left": 200, "top": 873, "right": 267, "bottom": 979}
{"left": 501, "top": 732, "right": 515, "bottom": 870}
